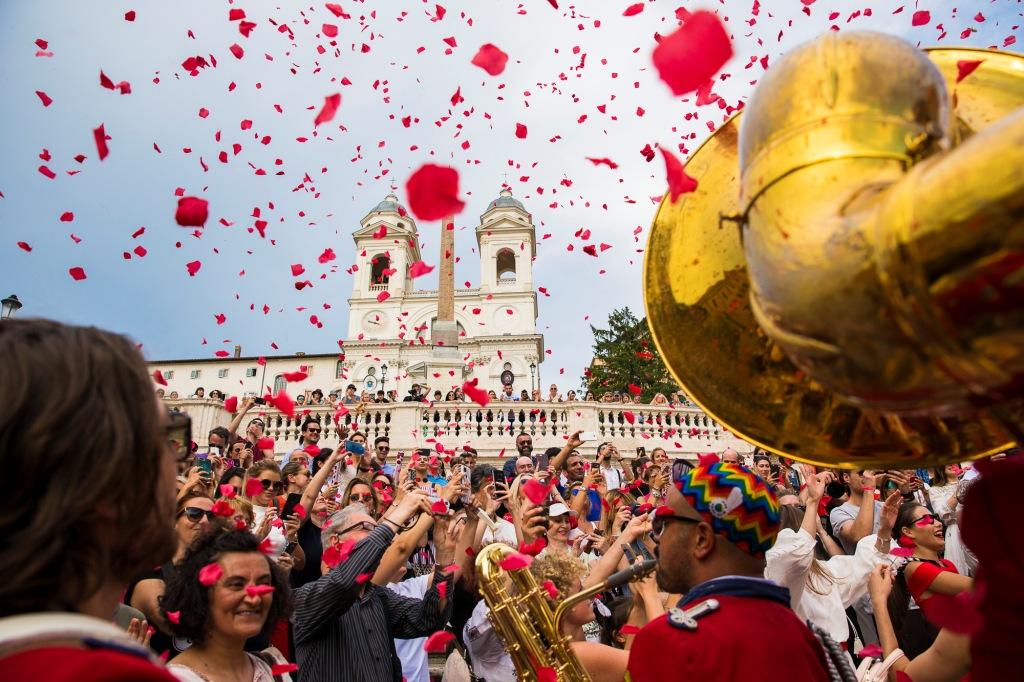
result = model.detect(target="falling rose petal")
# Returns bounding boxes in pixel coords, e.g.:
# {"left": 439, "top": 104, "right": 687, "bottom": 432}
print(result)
{"left": 291, "top": 263, "right": 305, "bottom": 276}
{"left": 911, "top": 10, "right": 931, "bottom": 26}
{"left": 256, "top": 437, "right": 275, "bottom": 451}
{"left": 522, "top": 478, "right": 552, "bottom": 505}
{"left": 93, "top": 124, "right": 109, "bottom": 161}
{"left": 376, "top": 290, "right": 391, "bottom": 303}
{"left": 623, "top": 411, "right": 636, "bottom": 424}
{"left": 224, "top": 396, "right": 238, "bottom": 413}
{"left": 409, "top": 260, "right": 435, "bottom": 278}
{"left": 652, "top": 10, "right": 733, "bottom": 96}
{"left": 165, "top": 610, "right": 181, "bottom": 624}
{"left": 68, "top": 267, "right": 87, "bottom": 281}
{"left": 211, "top": 500, "right": 234, "bottom": 518}
{"left": 627, "top": 383, "right": 642, "bottom": 396}
{"left": 515, "top": 123, "right": 527, "bottom": 139}
{"left": 267, "top": 390, "right": 295, "bottom": 418}
{"left": 462, "top": 378, "right": 489, "bottom": 407}
{"left": 623, "top": 3, "right": 644, "bottom": 16}
{"left": 186, "top": 260, "right": 202, "bottom": 277}
{"left": 244, "top": 478, "right": 265, "bottom": 497}
{"left": 430, "top": 500, "right": 449, "bottom": 514}
{"left": 257, "top": 538, "right": 274, "bottom": 555}
{"left": 697, "top": 452, "right": 720, "bottom": 466}
{"left": 322, "top": 23, "right": 338, "bottom": 38}
{"left": 219, "top": 484, "right": 237, "bottom": 499}
{"left": 956, "top": 60, "right": 984, "bottom": 84}
{"left": 36, "top": 90, "right": 53, "bottom": 107}
{"left": 322, "top": 539, "right": 355, "bottom": 568}
{"left": 405, "top": 164, "right": 466, "bottom": 221}
{"left": 38, "top": 165, "right": 56, "bottom": 179}
{"left": 422, "top": 631, "right": 456, "bottom": 654}
{"left": 499, "top": 551, "right": 534, "bottom": 570}
{"left": 175, "top": 197, "right": 209, "bottom": 227}
{"left": 124, "top": 10, "right": 136, "bottom": 21}
{"left": 314, "top": 93, "right": 341, "bottom": 127}
{"left": 355, "top": 572, "right": 373, "bottom": 584}
{"left": 245, "top": 584, "right": 275, "bottom": 597}
{"left": 437, "top": 581, "right": 448, "bottom": 600}
{"left": 153, "top": 369, "right": 168, "bottom": 386}
{"left": 283, "top": 370, "right": 308, "bottom": 382}
{"left": 198, "top": 562, "right": 223, "bottom": 586}
{"left": 60, "top": 211, "right": 74, "bottom": 222}
{"left": 372, "top": 224, "right": 387, "bottom": 239}
{"left": 318, "top": 248, "right": 336, "bottom": 264}
{"left": 325, "top": 3, "right": 346, "bottom": 17}
{"left": 270, "top": 664, "right": 298, "bottom": 676}
{"left": 586, "top": 157, "right": 618, "bottom": 169}
{"left": 470, "top": 43, "right": 509, "bottom": 76}
{"left": 660, "top": 147, "right": 699, "bottom": 202}
{"left": 541, "top": 579, "right": 559, "bottom": 599}
{"left": 228, "top": 44, "right": 244, "bottom": 59}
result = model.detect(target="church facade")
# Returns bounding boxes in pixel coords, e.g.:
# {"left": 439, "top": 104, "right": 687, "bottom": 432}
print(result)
{"left": 149, "top": 189, "right": 547, "bottom": 401}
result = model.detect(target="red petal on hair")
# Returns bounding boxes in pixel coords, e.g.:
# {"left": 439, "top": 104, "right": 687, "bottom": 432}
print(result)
{"left": 153, "top": 369, "right": 168, "bottom": 386}
{"left": 956, "top": 59, "right": 984, "bottom": 84}
{"left": 270, "top": 663, "right": 298, "bottom": 675}
{"left": 165, "top": 610, "right": 181, "bottom": 624}
{"left": 68, "top": 267, "right": 87, "bottom": 281}
{"left": 541, "top": 579, "right": 559, "bottom": 599}
{"left": 660, "top": 147, "right": 698, "bottom": 201}
{"left": 314, "top": 93, "right": 341, "bottom": 127}
{"left": 623, "top": 3, "right": 644, "bottom": 16}
{"left": 423, "top": 630, "right": 455, "bottom": 653}
{"left": 257, "top": 538, "right": 274, "bottom": 555}
{"left": 218, "top": 485, "right": 237, "bottom": 499}
{"left": 175, "top": 196, "right": 209, "bottom": 227}
{"left": 405, "top": 164, "right": 466, "bottom": 221}
{"left": 245, "top": 584, "right": 275, "bottom": 597}
{"left": 223, "top": 396, "right": 238, "bottom": 413}
{"left": 470, "top": 43, "right": 508, "bottom": 75}
{"left": 652, "top": 10, "right": 733, "bottom": 96}
{"left": 244, "top": 478, "right": 265, "bottom": 497}
{"left": 93, "top": 124, "right": 109, "bottom": 160}
{"left": 198, "top": 562, "right": 223, "bottom": 586}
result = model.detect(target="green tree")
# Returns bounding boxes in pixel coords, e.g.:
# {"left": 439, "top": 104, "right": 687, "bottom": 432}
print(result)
{"left": 583, "top": 307, "right": 678, "bottom": 402}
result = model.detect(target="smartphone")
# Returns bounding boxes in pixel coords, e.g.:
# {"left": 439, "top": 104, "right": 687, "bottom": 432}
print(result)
{"left": 636, "top": 446, "right": 646, "bottom": 458}
{"left": 579, "top": 431, "right": 597, "bottom": 442}
{"left": 458, "top": 464, "right": 472, "bottom": 504}
{"left": 536, "top": 451, "right": 550, "bottom": 471}
{"left": 344, "top": 440, "right": 366, "bottom": 456}
{"left": 281, "top": 492, "right": 303, "bottom": 519}
{"left": 209, "top": 446, "right": 222, "bottom": 457}
{"left": 394, "top": 450, "right": 406, "bottom": 473}
{"left": 196, "top": 457, "right": 213, "bottom": 476}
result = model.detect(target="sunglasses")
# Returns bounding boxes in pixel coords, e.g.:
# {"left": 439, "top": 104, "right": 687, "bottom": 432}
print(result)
{"left": 914, "top": 514, "right": 938, "bottom": 527}
{"left": 652, "top": 513, "right": 701, "bottom": 539}
{"left": 349, "top": 492, "right": 374, "bottom": 502}
{"left": 306, "top": 427, "right": 322, "bottom": 434}
{"left": 377, "top": 445, "right": 390, "bottom": 452}
{"left": 181, "top": 507, "right": 216, "bottom": 523}
{"left": 259, "top": 479, "right": 285, "bottom": 492}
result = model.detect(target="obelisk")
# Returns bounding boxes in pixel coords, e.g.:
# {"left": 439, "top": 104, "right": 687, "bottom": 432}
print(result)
{"left": 427, "top": 216, "right": 462, "bottom": 390}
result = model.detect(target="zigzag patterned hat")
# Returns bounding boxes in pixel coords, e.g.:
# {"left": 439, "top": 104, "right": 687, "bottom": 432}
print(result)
{"left": 675, "top": 462, "right": 781, "bottom": 557}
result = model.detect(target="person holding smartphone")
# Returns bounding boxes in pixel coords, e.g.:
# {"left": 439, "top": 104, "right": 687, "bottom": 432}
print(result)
{"left": 596, "top": 442, "right": 633, "bottom": 491}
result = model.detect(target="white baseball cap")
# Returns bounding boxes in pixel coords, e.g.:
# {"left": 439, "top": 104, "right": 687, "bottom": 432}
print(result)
{"left": 547, "top": 502, "right": 577, "bottom": 518}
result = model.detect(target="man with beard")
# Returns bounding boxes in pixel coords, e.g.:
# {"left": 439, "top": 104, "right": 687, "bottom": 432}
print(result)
{"left": 0, "top": 319, "right": 180, "bottom": 681}
{"left": 628, "top": 462, "right": 831, "bottom": 681}
{"left": 502, "top": 432, "right": 534, "bottom": 481}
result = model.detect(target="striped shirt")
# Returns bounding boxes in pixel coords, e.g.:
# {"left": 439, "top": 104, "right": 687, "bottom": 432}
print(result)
{"left": 292, "top": 524, "right": 453, "bottom": 682}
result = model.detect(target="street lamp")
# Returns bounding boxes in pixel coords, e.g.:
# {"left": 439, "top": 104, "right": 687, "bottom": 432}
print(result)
{"left": 529, "top": 363, "right": 536, "bottom": 394}
{"left": 381, "top": 363, "right": 388, "bottom": 391}
{"left": 1, "top": 295, "right": 22, "bottom": 320}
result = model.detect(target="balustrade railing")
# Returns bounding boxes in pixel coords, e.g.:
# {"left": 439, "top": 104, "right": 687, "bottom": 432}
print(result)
{"left": 165, "top": 399, "right": 750, "bottom": 461}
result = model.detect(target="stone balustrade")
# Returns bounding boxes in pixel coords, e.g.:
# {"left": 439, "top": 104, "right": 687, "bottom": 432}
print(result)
{"left": 166, "top": 399, "right": 754, "bottom": 462}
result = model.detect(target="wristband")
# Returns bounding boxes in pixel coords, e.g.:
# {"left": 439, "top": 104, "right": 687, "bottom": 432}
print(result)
{"left": 380, "top": 517, "right": 402, "bottom": 531}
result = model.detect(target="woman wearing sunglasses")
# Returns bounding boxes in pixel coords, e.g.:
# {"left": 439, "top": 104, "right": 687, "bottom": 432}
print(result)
{"left": 245, "top": 462, "right": 289, "bottom": 556}
{"left": 886, "top": 502, "right": 974, "bottom": 659}
{"left": 124, "top": 494, "right": 216, "bottom": 659}
{"left": 341, "top": 478, "right": 380, "bottom": 518}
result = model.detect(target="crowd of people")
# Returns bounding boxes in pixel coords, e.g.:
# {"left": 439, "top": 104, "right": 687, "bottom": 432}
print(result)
{"left": 156, "top": 382, "right": 696, "bottom": 409}
{"left": 0, "top": 319, "right": 1015, "bottom": 682}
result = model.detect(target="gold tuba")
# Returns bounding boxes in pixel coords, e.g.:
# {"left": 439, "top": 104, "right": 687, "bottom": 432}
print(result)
{"left": 645, "top": 32, "right": 1024, "bottom": 468}
{"left": 474, "top": 543, "right": 655, "bottom": 681}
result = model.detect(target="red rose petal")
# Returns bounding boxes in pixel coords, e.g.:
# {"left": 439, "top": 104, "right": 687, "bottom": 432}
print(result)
{"left": 228, "top": 43, "right": 244, "bottom": 59}
{"left": 537, "top": 668, "right": 557, "bottom": 682}
{"left": 256, "top": 437, "right": 275, "bottom": 451}
{"left": 911, "top": 10, "right": 930, "bottom": 26}
{"left": 124, "top": 10, "right": 136, "bottom": 21}
{"left": 405, "top": 164, "right": 466, "bottom": 221}
{"left": 153, "top": 369, "right": 168, "bottom": 386}
{"left": 198, "top": 562, "right": 223, "bottom": 586}
{"left": 93, "top": 124, "right": 109, "bottom": 161}
{"left": 541, "top": 579, "right": 559, "bottom": 599}
{"left": 38, "top": 165, "right": 56, "bottom": 179}
{"left": 325, "top": 3, "right": 346, "bottom": 17}
{"left": 515, "top": 123, "right": 527, "bottom": 139}
{"left": 471, "top": 43, "right": 509, "bottom": 76}
{"left": 956, "top": 59, "right": 983, "bottom": 84}
{"left": 68, "top": 267, "right": 87, "bottom": 281}
{"left": 423, "top": 630, "right": 455, "bottom": 653}
{"left": 175, "top": 197, "right": 209, "bottom": 227}
{"left": 283, "top": 370, "right": 308, "bottom": 382}
{"left": 409, "top": 260, "right": 434, "bottom": 278}
{"left": 36, "top": 90, "right": 52, "bottom": 107}
{"left": 462, "top": 379, "right": 489, "bottom": 407}
{"left": 431, "top": 500, "right": 449, "bottom": 514}
{"left": 499, "top": 552, "right": 534, "bottom": 570}
{"left": 660, "top": 147, "right": 699, "bottom": 202}
{"left": 623, "top": 411, "right": 636, "bottom": 424}
{"left": 652, "top": 10, "right": 733, "bottom": 96}
{"left": 376, "top": 290, "right": 391, "bottom": 303}
{"left": 186, "top": 260, "right": 202, "bottom": 277}
{"left": 59, "top": 211, "right": 74, "bottom": 222}
{"left": 623, "top": 3, "right": 644, "bottom": 16}
{"left": 245, "top": 584, "right": 275, "bottom": 597}
{"left": 323, "top": 23, "right": 338, "bottom": 38}
{"left": 218, "top": 484, "right": 237, "bottom": 499}
{"left": 270, "top": 664, "right": 298, "bottom": 675}
{"left": 244, "top": 478, "right": 265, "bottom": 497}
{"left": 224, "top": 396, "right": 238, "bottom": 413}
{"left": 522, "top": 478, "right": 552, "bottom": 505}
{"left": 165, "top": 610, "right": 181, "bottom": 624}
{"left": 257, "top": 538, "right": 274, "bottom": 555}
{"left": 314, "top": 93, "right": 341, "bottom": 127}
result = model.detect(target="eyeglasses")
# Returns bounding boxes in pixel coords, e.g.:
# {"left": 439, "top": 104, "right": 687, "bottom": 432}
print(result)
{"left": 181, "top": 507, "right": 216, "bottom": 523}
{"left": 651, "top": 513, "right": 701, "bottom": 539}
{"left": 259, "top": 478, "right": 285, "bottom": 492}
{"left": 335, "top": 520, "right": 378, "bottom": 536}
{"left": 377, "top": 445, "right": 390, "bottom": 452}
{"left": 306, "top": 427, "right": 322, "bottom": 434}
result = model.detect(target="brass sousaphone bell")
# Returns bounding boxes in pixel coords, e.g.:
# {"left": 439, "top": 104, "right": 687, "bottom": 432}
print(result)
{"left": 646, "top": 32, "right": 1024, "bottom": 468}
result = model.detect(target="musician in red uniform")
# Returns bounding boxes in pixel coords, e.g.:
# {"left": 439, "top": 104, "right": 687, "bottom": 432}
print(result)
{"left": 0, "top": 320, "right": 181, "bottom": 681}
{"left": 628, "top": 462, "right": 832, "bottom": 681}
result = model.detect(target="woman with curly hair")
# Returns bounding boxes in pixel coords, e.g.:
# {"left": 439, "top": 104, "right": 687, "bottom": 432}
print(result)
{"left": 161, "top": 529, "right": 293, "bottom": 681}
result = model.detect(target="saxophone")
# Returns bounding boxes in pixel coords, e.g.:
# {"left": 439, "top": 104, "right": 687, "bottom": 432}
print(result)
{"left": 475, "top": 543, "right": 656, "bottom": 681}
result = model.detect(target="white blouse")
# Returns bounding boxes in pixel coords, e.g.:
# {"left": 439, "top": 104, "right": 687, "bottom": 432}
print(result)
{"left": 765, "top": 528, "right": 888, "bottom": 642}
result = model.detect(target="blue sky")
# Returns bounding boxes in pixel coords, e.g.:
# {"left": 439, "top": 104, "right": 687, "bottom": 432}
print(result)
{"left": 1, "top": 0, "right": 1018, "bottom": 386}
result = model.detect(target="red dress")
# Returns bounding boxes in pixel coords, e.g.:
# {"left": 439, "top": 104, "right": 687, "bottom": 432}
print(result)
{"left": 0, "top": 647, "right": 177, "bottom": 682}
{"left": 627, "top": 594, "right": 830, "bottom": 681}
{"left": 906, "top": 558, "right": 958, "bottom": 605}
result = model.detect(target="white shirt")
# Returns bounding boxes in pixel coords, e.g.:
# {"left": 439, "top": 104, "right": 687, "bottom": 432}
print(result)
{"left": 765, "top": 528, "right": 889, "bottom": 642}
{"left": 599, "top": 466, "right": 624, "bottom": 490}
{"left": 251, "top": 505, "right": 288, "bottom": 556}
{"left": 388, "top": 574, "right": 433, "bottom": 682}
{"left": 464, "top": 600, "right": 517, "bottom": 682}
{"left": 481, "top": 515, "right": 518, "bottom": 547}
